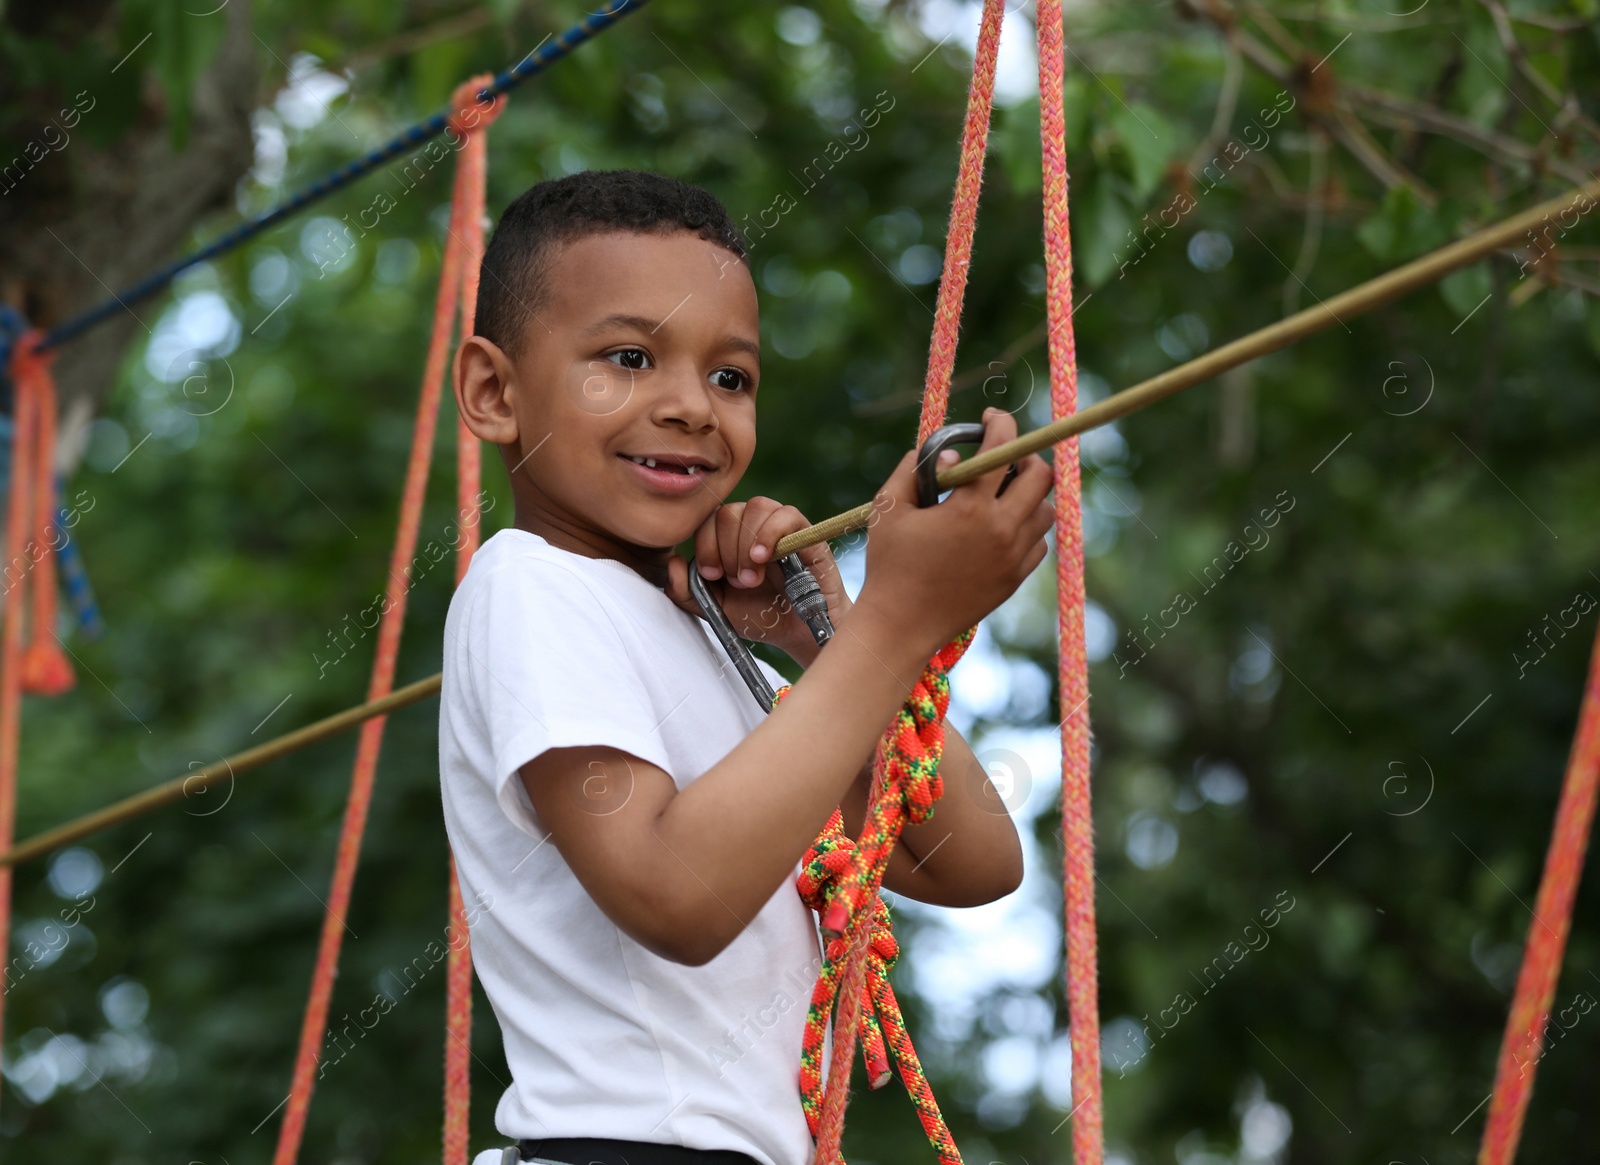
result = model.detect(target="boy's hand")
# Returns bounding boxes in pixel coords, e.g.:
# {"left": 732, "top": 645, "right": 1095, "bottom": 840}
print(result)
{"left": 854, "top": 407, "right": 1053, "bottom": 658}
{"left": 665, "top": 499, "right": 851, "bottom": 665}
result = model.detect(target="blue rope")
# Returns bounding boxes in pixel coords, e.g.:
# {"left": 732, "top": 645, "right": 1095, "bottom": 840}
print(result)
{"left": 0, "top": 439, "right": 102, "bottom": 638}
{"left": 39, "top": 0, "right": 650, "bottom": 352}
{"left": 55, "top": 479, "right": 104, "bottom": 640}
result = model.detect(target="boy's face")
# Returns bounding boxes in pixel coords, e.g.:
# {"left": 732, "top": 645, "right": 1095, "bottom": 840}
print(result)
{"left": 476, "top": 230, "right": 760, "bottom": 555}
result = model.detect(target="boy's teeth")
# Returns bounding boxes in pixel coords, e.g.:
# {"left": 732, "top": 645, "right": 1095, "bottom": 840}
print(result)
{"left": 626, "top": 455, "right": 703, "bottom": 475}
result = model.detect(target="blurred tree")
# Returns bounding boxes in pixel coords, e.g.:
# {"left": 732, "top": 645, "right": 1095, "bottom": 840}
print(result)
{"left": 2, "top": 1, "right": 1598, "bottom": 1164}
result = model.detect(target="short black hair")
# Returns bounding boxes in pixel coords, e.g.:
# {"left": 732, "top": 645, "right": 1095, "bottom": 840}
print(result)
{"left": 475, "top": 169, "right": 747, "bottom": 354}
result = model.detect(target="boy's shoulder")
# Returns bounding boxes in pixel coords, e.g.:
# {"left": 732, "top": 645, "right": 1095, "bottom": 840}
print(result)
{"left": 462, "top": 528, "right": 648, "bottom": 599}
{"left": 451, "top": 528, "right": 678, "bottom": 651}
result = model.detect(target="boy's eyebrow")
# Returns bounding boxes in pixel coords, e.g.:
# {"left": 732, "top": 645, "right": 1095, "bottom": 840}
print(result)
{"left": 720, "top": 335, "right": 762, "bottom": 364}
{"left": 582, "top": 313, "right": 761, "bottom": 364}
{"left": 582, "top": 313, "right": 661, "bottom": 336}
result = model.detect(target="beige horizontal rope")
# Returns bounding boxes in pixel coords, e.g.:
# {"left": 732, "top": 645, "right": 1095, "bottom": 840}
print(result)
{"left": 8, "top": 176, "right": 1597, "bottom": 868}
{"left": 0, "top": 674, "right": 442, "bottom": 868}
{"left": 774, "top": 176, "right": 1600, "bottom": 558}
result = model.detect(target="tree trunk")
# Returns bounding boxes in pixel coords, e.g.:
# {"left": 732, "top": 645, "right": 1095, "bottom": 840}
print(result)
{"left": 1, "top": 0, "right": 258, "bottom": 464}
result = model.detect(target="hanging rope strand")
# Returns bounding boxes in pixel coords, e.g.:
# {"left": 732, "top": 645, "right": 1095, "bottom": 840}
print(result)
{"left": 443, "top": 74, "right": 502, "bottom": 1165}
{"left": 1476, "top": 620, "right": 1600, "bottom": 1164}
{"left": 917, "top": 0, "right": 1008, "bottom": 449}
{"left": 271, "top": 82, "right": 500, "bottom": 1165}
{"left": 810, "top": 7, "right": 1006, "bottom": 1160}
{"left": 0, "top": 333, "right": 43, "bottom": 1117}
{"left": 1036, "top": 1, "right": 1101, "bottom": 1160}
{"left": 20, "top": 364, "right": 73, "bottom": 696}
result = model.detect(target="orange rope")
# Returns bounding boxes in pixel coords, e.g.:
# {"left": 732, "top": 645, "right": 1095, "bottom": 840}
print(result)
{"left": 271, "top": 80, "right": 501, "bottom": 1165}
{"left": 19, "top": 354, "right": 73, "bottom": 697}
{"left": 1476, "top": 619, "right": 1600, "bottom": 1164}
{"left": 0, "top": 332, "right": 43, "bottom": 1116}
{"left": 810, "top": 5, "right": 1005, "bottom": 1160}
{"left": 0, "top": 332, "right": 79, "bottom": 1116}
{"left": 1037, "top": 1, "right": 1100, "bottom": 1159}
{"left": 444, "top": 74, "right": 500, "bottom": 1165}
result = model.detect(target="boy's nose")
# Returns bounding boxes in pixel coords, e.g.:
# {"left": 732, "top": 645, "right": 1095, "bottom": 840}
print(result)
{"left": 651, "top": 368, "right": 719, "bottom": 431}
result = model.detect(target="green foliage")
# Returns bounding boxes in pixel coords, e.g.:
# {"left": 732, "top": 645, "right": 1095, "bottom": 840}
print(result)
{"left": 7, "top": 2, "right": 1600, "bottom": 1164}
{"left": 120, "top": 0, "right": 229, "bottom": 148}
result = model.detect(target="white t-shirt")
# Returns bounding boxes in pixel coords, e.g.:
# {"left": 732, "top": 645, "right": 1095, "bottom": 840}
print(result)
{"left": 440, "top": 528, "right": 824, "bottom": 1165}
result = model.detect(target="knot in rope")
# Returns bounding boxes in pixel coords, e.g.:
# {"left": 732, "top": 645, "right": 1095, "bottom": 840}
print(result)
{"left": 781, "top": 631, "right": 973, "bottom": 1165}
{"left": 796, "top": 804, "right": 856, "bottom": 918}
{"left": 446, "top": 75, "right": 506, "bottom": 139}
{"left": 816, "top": 628, "right": 973, "bottom": 941}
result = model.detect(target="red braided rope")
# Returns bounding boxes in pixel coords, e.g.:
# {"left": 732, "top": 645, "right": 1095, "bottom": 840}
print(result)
{"left": 444, "top": 75, "right": 502, "bottom": 1165}
{"left": 917, "top": 0, "right": 1008, "bottom": 449}
{"left": 1476, "top": 620, "right": 1600, "bottom": 1164}
{"left": 804, "top": 6, "right": 1005, "bottom": 1160}
{"left": 1036, "top": 1, "right": 1100, "bottom": 1160}
{"left": 272, "top": 81, "right": 501, "bottom": 1165}
{"left": 0, "top": 332, "right": 44, "bottom": 1115}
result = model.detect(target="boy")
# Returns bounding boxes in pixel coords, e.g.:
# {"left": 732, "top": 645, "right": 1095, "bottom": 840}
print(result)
{"left": 442, "top": 170, "right": 1053, "bottom": 1165}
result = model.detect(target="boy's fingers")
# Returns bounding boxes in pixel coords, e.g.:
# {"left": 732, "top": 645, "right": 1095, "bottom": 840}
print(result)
{"left": 715, "top": 504, "right": 748, "bottom": 584}
{"left": 694, "top": 510, "right": 728, "bottom": 579}
{"left": 749, "top": 503, "right": 807, "bottom": 572}
{"left": 970, "top": 407, "right": 1023, "bottom": 500}
{"left": 737, "top": 497, "right": 782, "bottom": 580}
{"left": 876, "top": 449, "right": 921, "bottom": 511}
{"left": 999, "top": 452, "right": 1054, "bottom": 518}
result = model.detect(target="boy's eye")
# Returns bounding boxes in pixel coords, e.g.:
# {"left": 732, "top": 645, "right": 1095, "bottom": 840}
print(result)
{"left": 607, "top": 348, "right": 651, "bottom": 371}
{"left": 711, "top": 368, "right": 750, "bottom": 392}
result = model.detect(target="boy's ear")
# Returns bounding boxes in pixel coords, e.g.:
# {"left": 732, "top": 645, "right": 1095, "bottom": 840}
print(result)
{"left": 454, "top": 335, "right": 520, "bottom": 446}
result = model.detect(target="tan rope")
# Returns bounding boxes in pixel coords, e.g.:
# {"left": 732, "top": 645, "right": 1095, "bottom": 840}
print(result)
{"left": 0, "top": 674, "right": 442, "bottom": 868}
{"left": 775, "top": 176, "right": 1600, "bottom": 558}
{"left": 11, "top": 176, "right": 1599, "bottom": 870}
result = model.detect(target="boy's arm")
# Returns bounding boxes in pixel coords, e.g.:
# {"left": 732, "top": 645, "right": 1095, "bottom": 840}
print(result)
{"left": 522, "top": 605, "right": 936, "bottom": 966}
{"left": 521, "top": 413, "right": 1052, "bottom": 966}
{"left": 836, "top": 724, "right": 1023, "bottom": 907}
{"left": 776, "top": 559, "right": 1020, "bottom": 908}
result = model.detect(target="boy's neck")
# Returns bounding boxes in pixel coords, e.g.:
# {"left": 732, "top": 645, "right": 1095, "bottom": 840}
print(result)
{"left": 514, "top": 505, "right": 673, "bottom": 590}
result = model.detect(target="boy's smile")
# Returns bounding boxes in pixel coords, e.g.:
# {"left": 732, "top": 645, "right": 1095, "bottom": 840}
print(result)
{"left": 456, "top": 230, "right": 760, "bottom": 579}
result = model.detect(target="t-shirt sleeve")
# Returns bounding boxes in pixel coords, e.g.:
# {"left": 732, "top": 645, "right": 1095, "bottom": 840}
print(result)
{"left": 453, "top": 556, "right": 672, "bottom": 839}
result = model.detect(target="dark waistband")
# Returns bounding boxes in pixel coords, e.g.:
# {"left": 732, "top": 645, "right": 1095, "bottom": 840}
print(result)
{"left": 518, "top": 1137, "right": 763, "bottom": 1165}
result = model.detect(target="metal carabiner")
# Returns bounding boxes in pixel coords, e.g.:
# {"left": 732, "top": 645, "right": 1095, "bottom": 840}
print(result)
{"left": 689, "top": 553, "right": 835, "bottom": 712}
{"left": 693, "top": 421, "right": 1012, "bottom": 711}
{"left": 915, "top": 421, "right": 1020, "bottom": 508}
